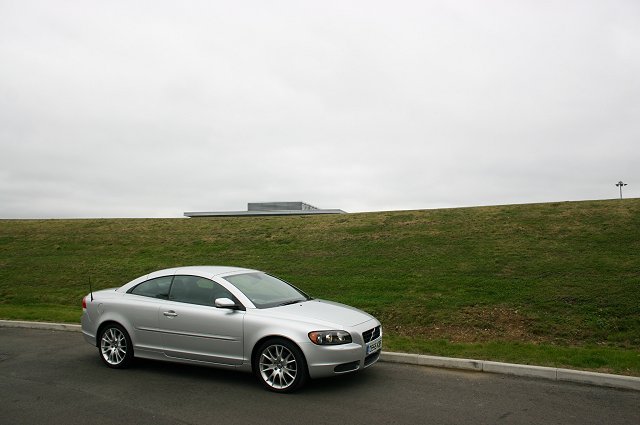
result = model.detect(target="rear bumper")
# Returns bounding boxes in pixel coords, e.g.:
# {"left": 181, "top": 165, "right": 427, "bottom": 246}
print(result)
{"left": 80, "top": 311, "right": 96, "bottom": 346}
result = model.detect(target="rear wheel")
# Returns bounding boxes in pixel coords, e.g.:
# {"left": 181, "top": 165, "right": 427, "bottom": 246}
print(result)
{"left": 254, "top": 338, "right": 307, "bottom": 393}
{"left": 98, "top": 324, "right": 133, "bottom": 369}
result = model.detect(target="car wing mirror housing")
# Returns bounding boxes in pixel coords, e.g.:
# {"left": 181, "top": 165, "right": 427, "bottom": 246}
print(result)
{"left": 215, "top": 297, "right": 238, "bottom": 309}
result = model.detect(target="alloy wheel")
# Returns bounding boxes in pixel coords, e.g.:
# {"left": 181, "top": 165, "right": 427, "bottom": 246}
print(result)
{"left": 100, "top": 327, "right": 128, "bottom": 366}
{"left": 259, "top": 344, "right": 298, "bottom": 390}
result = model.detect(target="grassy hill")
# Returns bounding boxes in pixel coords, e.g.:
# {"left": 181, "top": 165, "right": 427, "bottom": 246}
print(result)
{"left": 1, "top": 199, "right": 639, "bottom": 375}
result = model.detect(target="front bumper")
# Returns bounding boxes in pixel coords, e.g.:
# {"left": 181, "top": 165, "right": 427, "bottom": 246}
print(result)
{"left": 301, "top": 321, "right": 382, "bottom": 379}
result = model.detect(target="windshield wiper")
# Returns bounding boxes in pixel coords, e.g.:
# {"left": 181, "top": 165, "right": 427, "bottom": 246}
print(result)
{"left": 277, "top": 299, "right": 307, "bottom": 307}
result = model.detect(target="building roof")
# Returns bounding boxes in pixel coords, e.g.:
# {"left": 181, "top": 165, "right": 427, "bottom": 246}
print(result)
{"left": 184, "top": 201, "right": 346, "bottom": 218}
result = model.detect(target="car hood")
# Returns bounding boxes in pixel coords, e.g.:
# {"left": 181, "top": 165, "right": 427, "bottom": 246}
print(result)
{"left": 261, "top": 299, "right": 375, "bottom": 328}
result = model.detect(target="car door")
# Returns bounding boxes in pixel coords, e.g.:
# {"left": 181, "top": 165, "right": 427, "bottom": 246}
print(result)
{"left": 159, "top": 275, "right": 245, "bottom": 365}
{"left": 124, "top": 275, "right": 173, "bottom": 353}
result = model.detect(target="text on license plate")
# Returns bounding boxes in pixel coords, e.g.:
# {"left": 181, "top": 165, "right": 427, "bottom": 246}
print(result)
{"left": 366, "top": 339, "right": 382, "bottom": 354}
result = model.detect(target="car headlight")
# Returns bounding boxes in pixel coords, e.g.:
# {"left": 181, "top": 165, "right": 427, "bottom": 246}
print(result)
{"left": 308, "top": 330, "right": 352, "bottom": 345}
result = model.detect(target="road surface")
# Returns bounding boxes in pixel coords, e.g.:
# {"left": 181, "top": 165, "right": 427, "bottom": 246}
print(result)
{"left": 0, "top": 328, "right": 638, "bottom": 424}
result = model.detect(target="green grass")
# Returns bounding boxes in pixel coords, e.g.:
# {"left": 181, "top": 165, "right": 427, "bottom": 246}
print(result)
{"left": 386, "top": 335, "right": 640, "bottom": 375}
{"left": 1, "top": 199, "right": 639, "bottom": 375}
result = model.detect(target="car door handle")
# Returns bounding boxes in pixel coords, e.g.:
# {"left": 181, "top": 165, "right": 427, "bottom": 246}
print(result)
{"left": 163, "top": 310, "right": 178, "bottom": 317}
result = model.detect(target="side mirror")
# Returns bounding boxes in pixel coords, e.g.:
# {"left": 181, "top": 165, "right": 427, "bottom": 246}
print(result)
{"left": 215, "top": 297, "right": 237, "bottom": 309}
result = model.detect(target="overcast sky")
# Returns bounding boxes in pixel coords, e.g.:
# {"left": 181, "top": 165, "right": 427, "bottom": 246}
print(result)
{"left": 1, "top": 0, "right": 638, "bottom": 218}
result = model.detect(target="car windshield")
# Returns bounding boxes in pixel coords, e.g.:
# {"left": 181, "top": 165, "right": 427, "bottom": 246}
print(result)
{"left": 222, "top": 272, "right": 309, "bottom": 309}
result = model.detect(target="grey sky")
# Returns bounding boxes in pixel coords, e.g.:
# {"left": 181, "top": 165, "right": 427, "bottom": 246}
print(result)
{"left": 1, "top": 0, "right": 638, "bottom": 218}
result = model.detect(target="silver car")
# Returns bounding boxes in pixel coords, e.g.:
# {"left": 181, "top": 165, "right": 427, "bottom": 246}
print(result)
{"left": 81, "top": 266, "right": 382, "bottom": 392}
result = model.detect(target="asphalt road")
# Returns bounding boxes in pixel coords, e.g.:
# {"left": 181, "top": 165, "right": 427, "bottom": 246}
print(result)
{"left": 0, "top": 328, "right": 638, "bottom": 425}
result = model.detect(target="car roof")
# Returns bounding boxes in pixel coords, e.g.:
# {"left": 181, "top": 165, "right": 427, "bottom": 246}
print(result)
{"left": 160, "top": 265, "right": 259, "bottom": 277}
{"left": 117, "top": 265, "right": 260, "bottom": 292}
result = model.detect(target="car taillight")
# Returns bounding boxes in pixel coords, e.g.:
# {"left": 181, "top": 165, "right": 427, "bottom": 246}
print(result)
{"left": 82, "top": 296, "right": 87, "bottom": 309}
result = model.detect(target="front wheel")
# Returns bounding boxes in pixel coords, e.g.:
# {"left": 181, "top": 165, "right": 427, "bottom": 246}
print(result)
{"left": 254, "top": 338, "right": 307, "bottom": 393}
{"left": 98, "top": 324, "right": 133, "bottom": 369}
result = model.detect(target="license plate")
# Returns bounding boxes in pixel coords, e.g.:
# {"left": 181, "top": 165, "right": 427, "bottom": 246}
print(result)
{"left": 366, "top": 339, "right": 382, "bottom": 354}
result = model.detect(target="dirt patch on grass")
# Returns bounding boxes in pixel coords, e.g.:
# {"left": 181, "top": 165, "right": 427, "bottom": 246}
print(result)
{"left": 393, "top": 306, "right": 548, "bottom": 344}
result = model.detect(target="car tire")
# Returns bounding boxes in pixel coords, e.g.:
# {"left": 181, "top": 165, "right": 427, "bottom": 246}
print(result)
{"left": 254, "top": 338, "right": 308, "bottom": 393}
{"left": 98, "top": 323, "right": 133, "bottom": 369}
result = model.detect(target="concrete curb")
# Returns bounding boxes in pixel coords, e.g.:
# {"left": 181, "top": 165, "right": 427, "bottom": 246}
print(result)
{"left": 380, "top": 351, "right": 640, "bottom": 392}
{"left": 1, "top": 320, "right": 638, "bottom": 391}
{"left": 0, "top": 319, "right": 81, "bottom": 332}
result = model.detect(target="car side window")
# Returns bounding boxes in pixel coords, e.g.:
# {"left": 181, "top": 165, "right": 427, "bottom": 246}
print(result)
{"left": 128, "top": 276, "right": 172, "bottom": 299}
{"left": 169, "top": 275, "right": 236, "bottom": 307}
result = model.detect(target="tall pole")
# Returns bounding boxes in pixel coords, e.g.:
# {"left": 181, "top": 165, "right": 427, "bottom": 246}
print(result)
{"left": 616, "top": 181, "right": 627, "bottom": 199}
